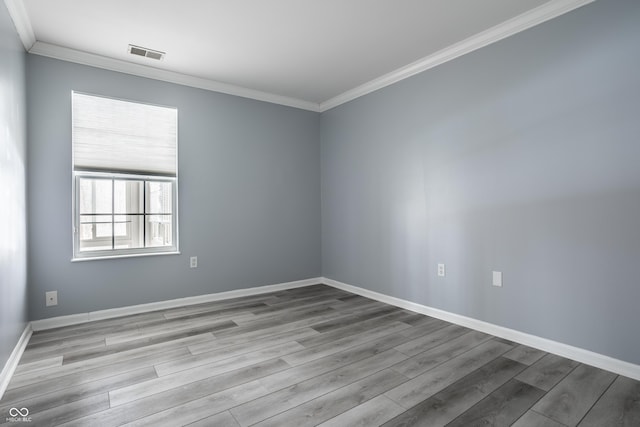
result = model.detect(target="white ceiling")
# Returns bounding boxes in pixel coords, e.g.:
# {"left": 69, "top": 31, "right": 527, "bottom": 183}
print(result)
{"left": 9, "top": 0, "right": 593, "bottom": 111}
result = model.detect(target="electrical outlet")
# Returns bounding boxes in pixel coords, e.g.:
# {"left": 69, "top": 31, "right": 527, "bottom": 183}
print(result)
{"left": 46, "top": 291, "right": 58, "bottom": 306}
{"left": 492, "top": 271, "right": 503, "bottom": 287}
{"left": 190, "top": 256, "right": 198, "bottom": 268}
{"left": 437, "top": 263, "right": 446, "bottom": 277}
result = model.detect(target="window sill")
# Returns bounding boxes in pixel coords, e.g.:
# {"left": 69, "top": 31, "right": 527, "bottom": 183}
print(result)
{"left": 71, "top": 251, "right": 181, "bottom": 262}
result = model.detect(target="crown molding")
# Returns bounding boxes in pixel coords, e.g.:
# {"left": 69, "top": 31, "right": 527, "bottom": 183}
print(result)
{"left": 9, "top": 0, "right": 595, "bottom": 112}
{"left": 28, "top": 41, "right": 321, "bottom": 112}
{"left": 3, "top": 0, "right": 35, "bottom": 50}
{"left": 319, "top": 0, "right": 596, "bottom": 112}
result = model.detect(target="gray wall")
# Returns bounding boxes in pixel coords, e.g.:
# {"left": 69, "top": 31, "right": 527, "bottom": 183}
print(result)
{"left": 321, "top": 0, "right": 640, "bottom": 364}
{"left": 0, "top": 3, "right": 28, "bottom": 369}
{"left": 27, "top": 55, "right": 321, "bottom": 320}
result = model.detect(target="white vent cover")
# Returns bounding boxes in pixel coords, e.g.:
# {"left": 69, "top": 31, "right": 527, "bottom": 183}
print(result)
{"left": 128, "top": 44, "right": 165, "bottom": 60}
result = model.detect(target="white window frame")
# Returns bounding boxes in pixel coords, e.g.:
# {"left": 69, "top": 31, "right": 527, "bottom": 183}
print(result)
{"left": 71, "top": 92, "right": 179, "bottom": 261}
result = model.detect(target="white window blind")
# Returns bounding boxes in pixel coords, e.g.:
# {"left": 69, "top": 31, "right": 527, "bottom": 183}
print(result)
{"left": 72, "top": 92, "right": 177, "bottom": 176}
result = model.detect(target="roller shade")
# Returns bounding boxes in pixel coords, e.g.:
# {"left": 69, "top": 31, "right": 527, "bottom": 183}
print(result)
{"left": 72, "top": 92, "right": 177, "bottom": 176}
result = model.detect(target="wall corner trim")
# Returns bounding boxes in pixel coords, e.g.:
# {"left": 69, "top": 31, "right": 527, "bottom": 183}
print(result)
{"left": 0, "top": 323, "right": 32, "bottom": 400}
{"left": 321, "top": 277, "right": 640, "bottom": 381}
{"left": 3, "top": 0, "right": 36, "bottom": 50}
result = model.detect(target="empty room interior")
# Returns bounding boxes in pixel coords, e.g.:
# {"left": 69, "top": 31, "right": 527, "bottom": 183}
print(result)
{"left": 1, "top": 0, "right": 640, "bottom": 425}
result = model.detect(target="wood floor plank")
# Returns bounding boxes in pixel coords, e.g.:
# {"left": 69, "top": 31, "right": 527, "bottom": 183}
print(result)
{"left": 257, "top": 331, "right": 410, "bottom": 394}
{"left": 317, "top": 394, "right": 406, "bottom": 427}
{"left": 12, "top": 356, "right": 63, "bottom": 376}
{"left": 159, "top": 301, "right": 267, "bottom": 322}
{"left": 187, "top": 327, "right": 318, "bottom": 355}
{"left": 446, "top": 379, "right": 545, "bottom": 427}
{"left": 159, "top": 292, "right": 285, "bottom": 319}
{"left": 25, "top": 334, "right": 106, "bottom": 353}
{"left": 160, "top": 332, "right": 316, "bottom": 377}
{"left": 27, "top": 311, "right": 164, "bottom": 344}
{"left": 109, "top": 341, "right": 302, "bottom": 406}
{"left": 532, "top": 364, "right": 617, "bottom": 426}
{"left": 155, "top": 339, "right": 304, "bottom": 376}
{"left": 186, "top": 411, "right": 240, "bottom": 427}
{"left": 64, "top": 380, "right": 270, "bottom": 427}
{"left": 11, "top": 393, "right": 110, "bottom": 427}
{"left": 248, "top": 292, "right": 350, "bottom": 314}
{"left": 393, "top": 311, "right": 431, "bottom": 326}
{"left": 309, "top": 306, "right": 403, "bottom": 333}
{"left": 209, "top": 308, "right": 350, "bottom": 344}
{"left": 382, "top": 357, "right": 526, "bottom": 427}
{"left": 512, "top": 410, "right": 567, "bottom": 427}
{"left": 503, "top": 344, "right": 547, "bottom": 366}
{"left": 282, "top": 321, "right": 411, "bottom": 366}
{"left": 384, "top": 339, "right": 513, "bottom": 409}
{"left": 230, "top": 349, "right": 409, "bottom": 426}
{"left": 296, "top": 314, "right": 408, "bottom": 349}
{"left": 7, "top": 335, "right": 202, "bottom": 390}
{"left": 394, "top": 324, "right": 472, "bottom": 357}
{"left": 232, "top": 301, "right": 342, "bottom": 326}
{"left": 0, "top": 367, "right": 156, "bottom": 417}
{"left": 578, "top": 375, "right": 640, "bottom": 427}
{"left": 104, "top": 311, "right": 255, "bottom": 345}
{"left": 391, "top": 330, "right": 492, "bottom": 379}
{"left": 273, "top": 285, "right": 340, "bottom": 299}
{"left": 515, "top": 353, "right": 580, "bottom": 391}
{"left": 3, "top": 347, "right": 189, "bottom": 402}
{"left": 62, "top": 320, "right": 236, "bottom": 364}
{"left": 19, "top": 338, "right": 106, "bottom": 365}
{"left": 396, "top": 316, "right": 450, "bottom": 339}
{"left": 252, "top": 368, "right": 408, "bottom": 427}
{"left": 65, "top": 358, "right": 290, "bottom": 426}
{"left": 120, "top": 383, "right": 270, "bottom": 427}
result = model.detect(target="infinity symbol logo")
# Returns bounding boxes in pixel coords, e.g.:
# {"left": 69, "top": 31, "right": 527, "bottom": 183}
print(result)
{"left": 9, "top": 407, "right": 29, "bottom": 417}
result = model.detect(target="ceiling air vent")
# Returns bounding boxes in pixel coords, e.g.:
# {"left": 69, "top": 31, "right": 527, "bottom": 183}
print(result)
{"left": 128, "top": 44, "right": 165, "bottom": 60}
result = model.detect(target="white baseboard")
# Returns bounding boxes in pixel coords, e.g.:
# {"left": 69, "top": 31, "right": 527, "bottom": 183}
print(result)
{"left": 322, "top": 277, "right": 640, "bottom": 381}
{"left": 20, "top": 276, "right": 640, "bottom": 385}
{"left": 31, "top": 277, "right": 322, "bottom": 331}
{"left": 0, "top": 323, "right": 32, "bottom": 400}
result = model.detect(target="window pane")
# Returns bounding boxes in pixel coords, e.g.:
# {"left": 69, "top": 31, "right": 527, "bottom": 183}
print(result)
{"left": 95, "top": 180, "right": 112, "bottom": 213}
{"left": 95, "top": 223, "right": 112, "bottom": 238}
{"left": 79, "top": 178, "right": 112, "bottom": 214}
{"left": 114, "top": 215, "right": 144, "bottom": 249}
{"left": 146, "top": 181, "right": 172, "bottom": 214}
{"left": 79, "top": 223, "right": 93, "bottom": 241}
{"left": 113, "top": 215, "right": 127, "bottom": 237}
{"left": 146, "top": 215, "right": 172, "bottom": 247}
{"left": 79, "top": 214, "right": 112, "bottom": 252}
{"left": 114, "top": 180, "right": 143, "bottom": 214}
{"left": 79, "top": 179, "right": 93, "bottom": 214}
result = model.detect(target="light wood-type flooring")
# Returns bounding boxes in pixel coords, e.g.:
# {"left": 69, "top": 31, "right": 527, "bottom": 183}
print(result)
{"left": 1, "top": 284, "right": 639, "bottom": 426}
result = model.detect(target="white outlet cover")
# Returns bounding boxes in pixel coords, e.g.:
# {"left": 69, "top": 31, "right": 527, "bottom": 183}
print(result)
{"left": 492, "top": 271, "right": 503, "bottom": 287}
{"left": 437, "top": 263, "right": 446, "bottom": 277}
{"left": 46, "top": 291, "right": 58, "bottom": 306}
{"left": 190, "top": 256, "right": 198, "bottom": 268}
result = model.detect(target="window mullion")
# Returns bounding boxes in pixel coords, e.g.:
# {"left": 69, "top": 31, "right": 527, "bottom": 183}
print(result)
{"left": 143, "top": 180, "right": 147, "bottom": 248}
{"left": 111, "top": 178, "right": 115, "bottom": 250}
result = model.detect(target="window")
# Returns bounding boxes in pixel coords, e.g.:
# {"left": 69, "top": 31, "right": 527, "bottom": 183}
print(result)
{"left": 72, "top": 92, "right": 178, "bottom": 260}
